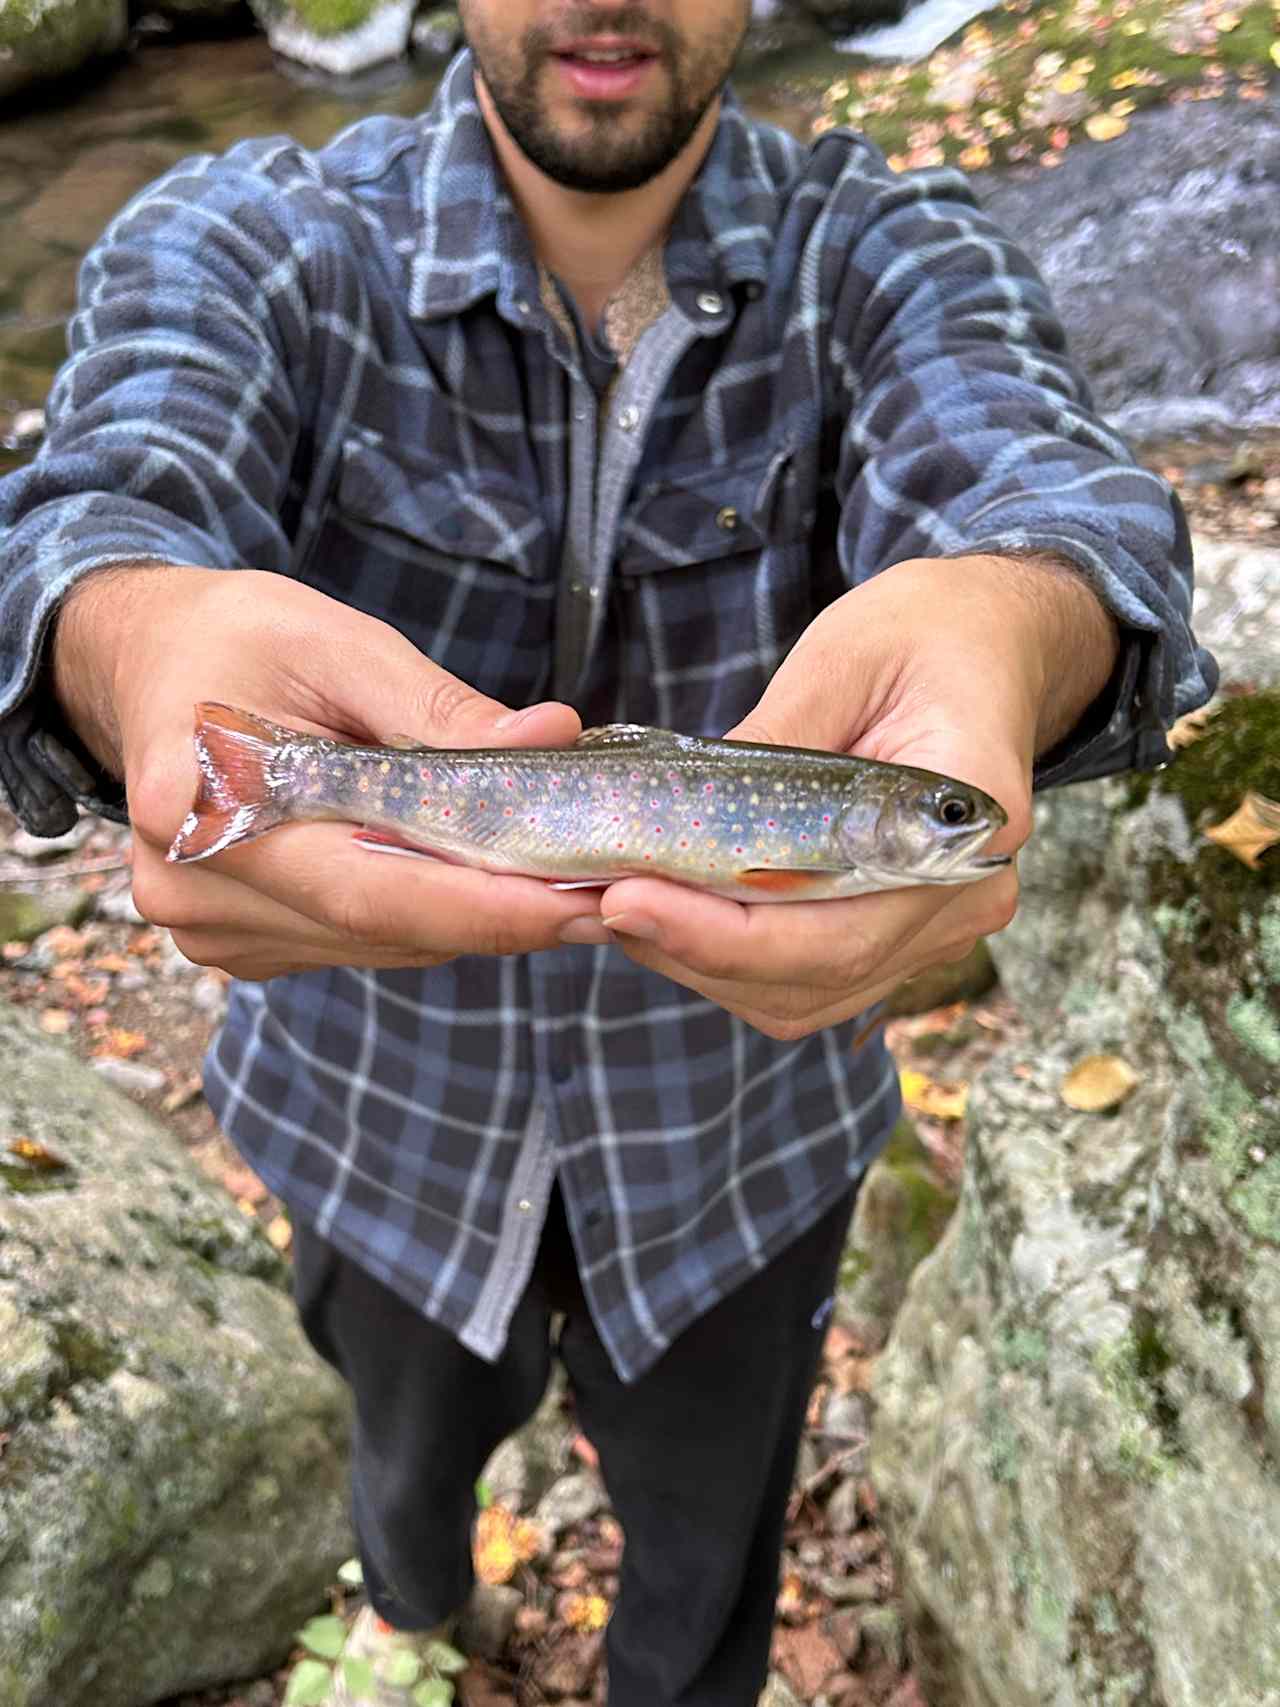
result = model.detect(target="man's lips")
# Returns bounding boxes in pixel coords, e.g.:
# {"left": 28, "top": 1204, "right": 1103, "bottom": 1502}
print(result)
{"left": 550, "top": 42, "right": 661, "bottom": 101}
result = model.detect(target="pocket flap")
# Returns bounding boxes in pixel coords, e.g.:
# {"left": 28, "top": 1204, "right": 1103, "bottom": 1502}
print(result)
{"left": 337, "top": 433, "right": 548, "bottom": 578}
{"left": 617, "top": 447, "right": 798, "bottom": 575}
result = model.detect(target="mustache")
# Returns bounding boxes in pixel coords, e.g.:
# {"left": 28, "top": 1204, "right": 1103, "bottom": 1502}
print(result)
{"left": 529, "top": 5, "right": 677, "bottom": 56}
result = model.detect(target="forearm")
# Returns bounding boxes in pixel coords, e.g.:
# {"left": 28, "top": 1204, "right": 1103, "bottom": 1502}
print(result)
{"left": 960, "top": 551, "right": 1122, "bottom": 757}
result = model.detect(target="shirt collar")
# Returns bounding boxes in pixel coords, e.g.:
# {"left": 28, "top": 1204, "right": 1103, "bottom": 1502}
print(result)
{"left": 408, "top": 50, "right": 786, "bottom": 326}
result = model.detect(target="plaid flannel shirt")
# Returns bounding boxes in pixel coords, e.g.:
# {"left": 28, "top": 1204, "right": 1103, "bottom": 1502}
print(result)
{"left": 0, "top": 53, "right": 1216, "bottom": 1380}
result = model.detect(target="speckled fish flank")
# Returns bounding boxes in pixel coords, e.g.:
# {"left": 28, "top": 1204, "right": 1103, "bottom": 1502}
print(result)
{"left": 167, "top": 704, "right": 1011, "bottom": 902}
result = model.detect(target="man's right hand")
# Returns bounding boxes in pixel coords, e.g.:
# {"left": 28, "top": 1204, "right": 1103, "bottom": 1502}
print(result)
{"left": 52, "top": 565, "right": 608, "bottom": 980}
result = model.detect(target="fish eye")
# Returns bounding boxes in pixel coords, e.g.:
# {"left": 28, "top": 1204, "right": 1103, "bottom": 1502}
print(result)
{"left": 937, "top": 791, "right": 976, "bottom": 827}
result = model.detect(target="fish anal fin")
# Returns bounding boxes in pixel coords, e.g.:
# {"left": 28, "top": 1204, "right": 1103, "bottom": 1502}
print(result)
{"left": 548, "top": 879, "right": 611, "bottom": 891}
{"left": 353, "top": 828, "right": 443, "bottom": 861}
{"left": 735, "top": 867, "right": 834, "bottom": 896}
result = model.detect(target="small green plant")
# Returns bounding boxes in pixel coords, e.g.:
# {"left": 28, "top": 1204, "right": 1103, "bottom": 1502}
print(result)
{"left": 283, "top": 1559, "right": 468, "bottom": 1706}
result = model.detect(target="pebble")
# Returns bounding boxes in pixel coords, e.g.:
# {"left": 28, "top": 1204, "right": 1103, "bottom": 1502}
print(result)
{"left": 2, "top": 408, "right": 46, "bottom": 450}
{"left": 91, "top": 1058, "right": 167, "bottom": 1095}
{"left": 191, "top": 972, "right": 228, "bottom": 1017}
{"left": 822, "top": 1391, "right": 870, "bottom": 1442}
{"left": 824, "top": 1476, "right": 863, "bottom": 1537}
{"left": 458, "top": 1582, "right": 523, "bottom": 1662}
{"left": 115, "top": 969, "right": 148, "bottom": 992}
{"left": 96, "top": 886, "right": 146, "bottom": 926}
{"left": 535, "top": 1471, "right": 606, "bottom": 1534}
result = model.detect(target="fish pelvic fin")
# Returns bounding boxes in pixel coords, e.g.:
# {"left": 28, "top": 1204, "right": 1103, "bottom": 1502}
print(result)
{"left": 166, "top": 702, "right": 293, "bottom": 863}
{"left": 734, "top": 867, "right": 842, "bottom": 896}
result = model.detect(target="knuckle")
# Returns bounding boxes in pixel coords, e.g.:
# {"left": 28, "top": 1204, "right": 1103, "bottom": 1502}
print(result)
{"left": 411, "top": 671, "right": 489, "bottom": 740}
{"left": 328, "top": 888, "right": 396, "bottom": 948}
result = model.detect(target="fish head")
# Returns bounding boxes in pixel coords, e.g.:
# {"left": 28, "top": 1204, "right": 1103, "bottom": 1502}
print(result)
{"left": 839, "top": 768, "right": 1011, "bottom": 888}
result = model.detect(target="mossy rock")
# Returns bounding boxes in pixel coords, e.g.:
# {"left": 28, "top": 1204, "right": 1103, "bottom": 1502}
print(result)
{"left": 0, "top": 0, "right": 127, "bottom": 95}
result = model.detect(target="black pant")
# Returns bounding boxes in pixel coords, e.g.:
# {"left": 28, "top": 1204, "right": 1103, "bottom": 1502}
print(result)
{"left": 292, "top": 1181, "right": 858, "bottom": 1707}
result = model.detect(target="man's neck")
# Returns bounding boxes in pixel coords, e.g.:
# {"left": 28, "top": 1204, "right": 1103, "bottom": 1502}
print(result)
{"left": 476, "top": 78, "right": 721, "bottom": 329}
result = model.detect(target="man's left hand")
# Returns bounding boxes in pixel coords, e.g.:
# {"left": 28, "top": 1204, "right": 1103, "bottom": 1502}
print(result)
{"left": 584, "top": 554, "right": 1117, "bottom": 1040}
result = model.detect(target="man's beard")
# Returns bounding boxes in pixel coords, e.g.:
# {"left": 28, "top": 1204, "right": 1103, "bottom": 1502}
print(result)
{"left": 460, "top": 4, "right": 746, "bottom": 193}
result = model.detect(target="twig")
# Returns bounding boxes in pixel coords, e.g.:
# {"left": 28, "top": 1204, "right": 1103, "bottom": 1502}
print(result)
{"left": 0, "top": 855, "right": 131, "bottom": 884}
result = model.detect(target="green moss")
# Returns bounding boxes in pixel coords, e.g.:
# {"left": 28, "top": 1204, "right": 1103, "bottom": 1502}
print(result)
{"left": 1230, "top": 1156, "right": 1280, "bottom": 1246}
{"left": 1227, "top": 993, "right": 1280, "bottom": 1065}
{"left": 289, "top": 0, "right": 381, "bottom": 37}
{"left": 50, "top": 1316, "right": 122, "bottom": 1385}
{"left": 1093, "top": 1328, "right": 1181, "bottom": 1481}
{"left": 998, "top": 1327, "right": 1049, "bottom": 1370}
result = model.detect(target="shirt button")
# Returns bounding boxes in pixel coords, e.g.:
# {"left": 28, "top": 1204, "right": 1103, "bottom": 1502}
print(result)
{"left": 617, "top": 404, "right": 640, "bottom": 432}
{"left": 716, "top": 505, "right": 740, "bottom": 532}
{"left": 696, "top": 290, "right": 724, "bottom": 315}
{"left": 517, "top": 1198, "right": 534, "bottom": 1213}
{"left": 574, "top": 408, "right": 588, "bottom": 422}
{"left": 515, "top": 297, "right": 532, "bottom": 315}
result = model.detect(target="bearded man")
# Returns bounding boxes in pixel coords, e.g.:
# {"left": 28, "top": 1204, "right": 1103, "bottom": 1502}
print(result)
{"left": 0, "top": 3, "right": 1214, "bottom": 1703}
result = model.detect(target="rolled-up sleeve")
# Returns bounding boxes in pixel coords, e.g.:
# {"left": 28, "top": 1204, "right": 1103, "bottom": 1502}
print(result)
{"left": 829, "top": 155, "right": 1218, "bottom": 788}
{"left": 0, "top": 143, "right": 306, "bottom": 829}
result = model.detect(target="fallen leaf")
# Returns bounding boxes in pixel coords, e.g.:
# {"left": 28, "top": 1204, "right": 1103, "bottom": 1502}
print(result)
{"left": 776, "top": 1573, "right": 811, "bottom": 1624}
{"left": 162, "top": 1074, "right": 204, "bottom": 1114}
{"left": 95, "top": 1027, "right": 147, "bottom": 1058}
{"left": 473, "top": 1505, "right": 541, "bottom": 1586}
{"left": 1271, "top": 40, "right": 1280, "bottom": 67}
{"left": 38, "top": 1008, "right": 72, "bottom": 1035}
{"left": 1085, "top": 111, "right": 1129, "bottom": 141}
{"left": 266, "top": 1213, "right": 293, "bottom": 1252}
{"left": 900, "top": 1068, "right": 969, "bottom": 1122}
{"left": 1166, "top": 706, "right": 1218, "bottom": 749}
{"left": 561, "top": 1593, "right": 610, "bottom": 1633}
{"left": 1110, "top": 68, "right": 1143, "bottom": 87}
{"left": 7, "top": 1137, "right": 69, "bottom": 1171}
{"left": 1061, "top": 1053, "right": 1140, "bottom": 1112}
{"left": 1203, "top": 792, "right": 1280, "bottom": 868}
{"left": 91, "top": 953, "right": 132, "bottom": 975}
{"left": 773, "top": 1622, "right": 845, "bottom": 1699}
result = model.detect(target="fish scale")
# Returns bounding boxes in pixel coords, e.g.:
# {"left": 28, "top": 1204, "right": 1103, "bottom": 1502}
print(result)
{"left": 169, "top": 707, "right": 1011, "bottom": 903}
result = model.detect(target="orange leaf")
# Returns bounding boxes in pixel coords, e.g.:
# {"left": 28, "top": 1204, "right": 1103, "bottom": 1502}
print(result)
{"left": 562, "top": 1593, "right": 610, "bottom": 1633}
{"left": 1203, "top": 792, "right": 1280, "bottom": 869}
{"left": 474, "top": 1506, "right": 520, "bottom": 1586}
{"left": 1060, "top": 1054, "right": 1140, "bottom": 1112}
{"left": 900, "top": 1068, "right": 970, "bottom": 1122}
{"left": 7, "top": 1137, "right": 69, "bottom": 1171}
{"left": 97, "top": 1028, "right": 148, "bottom": 1058}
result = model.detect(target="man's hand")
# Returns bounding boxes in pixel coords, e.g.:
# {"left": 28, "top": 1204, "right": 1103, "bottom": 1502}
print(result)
{"left": 586, "top": 555, "right": 1119, "bottom": 1040}
{"left": 53, "top": 565, "right": 600, "bottom": 980}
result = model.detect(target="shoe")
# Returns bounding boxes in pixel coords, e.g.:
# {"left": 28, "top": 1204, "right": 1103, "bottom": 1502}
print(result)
{"left": 326, "top": 1604, "right": 468, "bottom": 1706}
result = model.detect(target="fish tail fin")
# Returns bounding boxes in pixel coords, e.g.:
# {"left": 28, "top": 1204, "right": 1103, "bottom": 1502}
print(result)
{"left": 166, "top": 702, "right": 293, "bottom": 863}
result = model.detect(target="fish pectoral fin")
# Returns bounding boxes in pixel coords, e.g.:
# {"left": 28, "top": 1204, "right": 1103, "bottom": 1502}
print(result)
{"left": 735, "top": 867, "right": 844, "bottom": 895}
{"left": 574, "top": 723, "right": 670, "bottom": 749}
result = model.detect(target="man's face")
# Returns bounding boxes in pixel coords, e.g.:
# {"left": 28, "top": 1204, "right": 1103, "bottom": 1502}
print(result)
{"left": 458, "top": 1, "right": 751, "bottom": 193}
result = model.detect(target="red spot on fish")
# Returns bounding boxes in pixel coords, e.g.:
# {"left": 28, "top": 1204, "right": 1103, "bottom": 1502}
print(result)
{"left": 612, "top": 790, "right": 621, "bottom": 800}
{"left": 799, "top": 832, "right": 809, "bottom": 842}
{"left": 654, "top": 826, "right": 664, "bottom": 835}
{"left": 612, "top": 815, "right": 621, "bottom": 823}
{"left": 650, "top": 798, "right": 660, "bottom": 808}
{"left": 673, "top": 786, "right": 683, "bottom": 796}
{"left": 443, "top": 809, "right": 453, "bottom": 818}
{"left": 616, "top": 841, "right": 625, "bottom": 849}
{"left": 504, "top": 807, "right": 514, "bottom": 817}
{"left": 704, "top": 783, "right": 714, "bottom": 794}
{"left": 644, "top": 853, "right": 652, "bottom": 860}
{"left": 692, "top": 819, "right": 702, "bottom": 829}
{"left": 734, "top": 845, "right": 744, "bottom": 854}
{"left": 823, "top": 815, "right": 832, "bottom": 824}
{"left": 767, "top": 820, "right": 777, "bottom": 830}
{"left": 679, "top": 839, "right": 689, "bottom": 849}
{"left": 419, "top": 767, "right": 433, "bottom": 780}
{"left": 504, "top": 778, "right": 515, "bottom": 789}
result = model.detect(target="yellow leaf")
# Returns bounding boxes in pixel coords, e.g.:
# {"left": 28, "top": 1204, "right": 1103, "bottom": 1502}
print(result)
{"left": 900, "top": 1068, "right": 970, "bottom": 1122}
{"left": 266, "top": 1213, "right": 293, "bottom": 1252}
{"left": 1111, "top": 99, "right": 1137, "bottom": 116}
{"left": 562, "top": 1593, "right": 611, "bottom": 1633}
{"left": 1085, "top": 112, "right": 1129, "bottom": 141}
{"left": 474, "top": 1506, "right": 520, "bottom": 1586}
{"left": 1110, "top": 68, "right": 1143, "bottom": 88}
{"left": 1166, "top": 707, "right": 1217, "bottom": 750}
{"left": 1061, "top": 1054, "right": 1140, "bottom": 1112}
{"left": 1203, "top": 792, "right": 1280, "bottom": 869}
{"left": 1121, "top": 19, "right": 1145, "bottom": 32}
{"left": 958, "top": 142, "right": 992, "bottom": 169}
{"left": 1271, "top": 40, "right": 1280, "bottom": 66}
{"left": 1054, "top": 71, "right": 1088, "bottom": 93}
{"left": 1070, "top": 56, "right": 1096, "bottom": 74}
{"left": 1215, "top": 11, "right": 1241, "bottom": 28}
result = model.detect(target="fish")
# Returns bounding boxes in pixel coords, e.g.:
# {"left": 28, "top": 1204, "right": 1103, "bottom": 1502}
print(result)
{"left": 166, "top": 703, "right": 1011, "bottom": 903}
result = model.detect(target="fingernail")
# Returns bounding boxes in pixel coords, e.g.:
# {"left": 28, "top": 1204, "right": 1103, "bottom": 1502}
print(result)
{"left": 558, "top": 918, "right": 613, "bottom": 946}
{"left": 601, "top": 912, "right": 657, "bottom": 940}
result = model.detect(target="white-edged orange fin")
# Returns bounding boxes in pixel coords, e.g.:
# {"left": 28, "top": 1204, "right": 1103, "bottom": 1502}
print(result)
{"left": 352, "top": 828, "right": 442, "bottom": 860}
{"left": 734, "top": 868, "right": 838, "bottom": 896}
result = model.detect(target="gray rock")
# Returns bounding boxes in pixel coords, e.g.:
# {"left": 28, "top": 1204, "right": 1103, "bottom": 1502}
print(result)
{"left": 1, "top": 408, "right": 46, "bottom": 451}
{"left": 89, "top": 1058, "right": 168, "bottom": 1095}
{"left": 191, "top": 971, "right": 230, "bottom": 1018}
{"left": 457, "top": 1582, "right": 523, "bottom": 1663}
{"left": 884, "top": 938, "right": 996, "bottom": 1017}
{"left": 823, "top": 1476, "right": 863, "bottom": 1538}
{"left": 535, "top": 1470, "right": 607, "bottom": 1535}
{"left": 758, "top": 1673, "right": 804, "bottom": 1707}
{"left": 250, "top": 0, "right": 415, "bottom": 75}
{"left": 871, "top": 669, "right": 1280, "bottom": 1704}
{"left": 410, "top": 6, "right": 459, "bottom": 60}
{"left": 95, "top": 885, "right": 146, "bottom": 926}
{"left": 0, "top": 1003, "right": 353, "bottom": 1707}
{"left": 822, "top": 1389, "right": 870, "bottom": 1443}
{"left": 0, "top": 0, "right": 128, "bottom": 100}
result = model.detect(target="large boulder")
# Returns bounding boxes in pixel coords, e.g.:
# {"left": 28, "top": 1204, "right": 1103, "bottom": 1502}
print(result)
{"left": 0, "top": 1005, "right": 353, "bottom": 1707}
{"left": 249, "top": 0, "right": 414, "bottom": 75}
{"left": 869, "top": 537, "right": 1280, "bottom": 1704}
{"left": 0, "top": 0, "right": 128, "bottom": 101}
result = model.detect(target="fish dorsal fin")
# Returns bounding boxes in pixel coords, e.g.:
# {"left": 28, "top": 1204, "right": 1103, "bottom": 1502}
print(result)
{"left": 574, "top": 724, "right": 673, "bottom": 750}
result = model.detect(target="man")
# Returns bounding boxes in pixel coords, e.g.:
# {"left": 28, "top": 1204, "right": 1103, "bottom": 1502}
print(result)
{"left": 0, "top": 2, "right": 1214, "bottom": 1703}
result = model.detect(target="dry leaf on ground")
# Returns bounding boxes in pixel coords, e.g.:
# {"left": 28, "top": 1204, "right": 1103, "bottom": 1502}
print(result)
{"left": 1061, "top": 1053, "right": 1140, "bottom": 1111}
{"left": 900, "top": 1068, "right": 970, "bottom": 1122}
{"left": 1203, "top": 791, "right": 1280, "bottom": 868}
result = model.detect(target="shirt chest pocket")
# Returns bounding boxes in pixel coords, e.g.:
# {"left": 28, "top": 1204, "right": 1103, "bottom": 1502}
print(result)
{"left": 613, "top": 451, "right": 818, "bottom": 721}
{"left": 298, "top": 433, "right": 557, "bottom": 707}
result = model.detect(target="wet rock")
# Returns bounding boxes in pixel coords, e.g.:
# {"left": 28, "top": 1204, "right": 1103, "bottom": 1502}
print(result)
{"left": 9, "top": 820, "right": 94, "bottom": 862}
{"left": 0, "top": 0, "right": 128, "bottom": 101}
{"left": 191, "top": 971, "right": 229, "bottom": 1019}
{"left": 838, "top": 1120, "right": 958, "bottom": 1352}
{"left": 1187, "top": 536, "right": 1280, "bottom": 696}
{"left": 0, "top": 1003, "right": 353, "bottom": 1707}
{"left": 95, "top": 884, "right": 145, "bottom": 925}
{"left": 823, "top": 1477, "right": 863, "bottom": 1538}
{"left": 250, "top": 0, "right": 415, "bottom": 76}
{"left": 535, "top": 1470, "right": 607, "bottom": 1535}
{"left": 410, "top": 6, "right": 459, "bottom": 61}
{"left": 1, "top": 407, "right": 45, "bottom": 451}
{"left": 973, "top": 90, "right": 1280, "bottom": 441}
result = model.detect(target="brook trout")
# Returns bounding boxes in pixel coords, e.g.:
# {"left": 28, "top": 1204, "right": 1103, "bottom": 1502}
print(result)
{"left": 168, "top": 703, "right": 1010, "bottom": 903}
